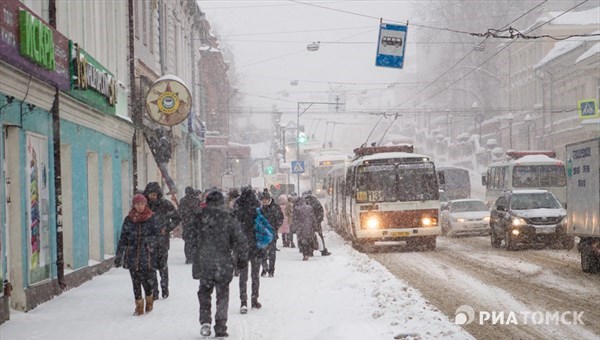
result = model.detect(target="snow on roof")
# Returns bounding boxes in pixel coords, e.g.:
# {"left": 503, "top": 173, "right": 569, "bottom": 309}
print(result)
{"left": 576, "top": 42, "right": 600, "bottom": 63}
{"left": 249, "top": 141, "right": 271, "bottom": 159}
{"left": 534, "top": 31, "right": 599, "bottom": 68}
{"left": 546, "top": 7, "right": 600, "bottom": 26}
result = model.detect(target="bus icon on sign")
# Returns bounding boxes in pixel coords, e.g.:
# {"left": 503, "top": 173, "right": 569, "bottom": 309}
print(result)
{"left": 381, "top": 36, "right": 402, "bottom": 47}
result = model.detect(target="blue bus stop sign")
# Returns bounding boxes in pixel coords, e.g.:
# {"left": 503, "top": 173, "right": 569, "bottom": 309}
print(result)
{"left": 376, "top": 23, "right": 408, "bottom": 69}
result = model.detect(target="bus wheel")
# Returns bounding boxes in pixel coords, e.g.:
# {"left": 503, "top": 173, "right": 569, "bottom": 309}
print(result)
{"left": 425, "top": 236, "right": 436, "bottom": 250}
{"left": 581, "top": 241, "right": 600, "bottom": 273}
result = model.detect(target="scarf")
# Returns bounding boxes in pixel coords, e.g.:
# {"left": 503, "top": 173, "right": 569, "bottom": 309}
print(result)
{"left": 128, "top": 206, "right": 154, "bottom": 223}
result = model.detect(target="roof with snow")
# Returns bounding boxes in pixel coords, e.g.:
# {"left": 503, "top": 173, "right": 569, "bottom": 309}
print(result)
{"left": 576, "top": 42, "right": 600, "bottom": 63}
{"left": 534, "top": 31, "right": 600, "bottom": 68}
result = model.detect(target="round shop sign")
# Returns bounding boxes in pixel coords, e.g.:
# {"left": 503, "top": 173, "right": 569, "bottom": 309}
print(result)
{"left": 145, "top": 75, "right": 192, "bottom": 126}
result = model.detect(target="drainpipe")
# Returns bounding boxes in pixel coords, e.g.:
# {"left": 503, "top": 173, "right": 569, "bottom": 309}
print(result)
{"left": 49, "top": 0, "right": 66, "bottom": 290}
{"left": 128, "top": 0, "right": 140, "bottom": 192}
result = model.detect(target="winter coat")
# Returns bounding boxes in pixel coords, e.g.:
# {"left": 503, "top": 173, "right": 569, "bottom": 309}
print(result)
{"left": 144, "top": 182, "right": 181, "bottom": 267}
{"left": 262, "top": 198, "right": 284, "bottom": 234}
{"left": 115, "top": 211, "right": 159, "bottom": 271}
{"left": 233, "top": 188, "right": 263, "bottom": 260}
{"left": 277, "top": 195, "right": 291, "bottom": 234}
{"left": 305, "top": 194, "right": 324, "bottom": 232}
{"left": 192, "top": 203, "right": 248, "bottom": 284}
{"left": 291, "top": 198, "right": 316, "bottom": 240}
{"left": 178, "top": 193, "right": 201, "bottom": 241}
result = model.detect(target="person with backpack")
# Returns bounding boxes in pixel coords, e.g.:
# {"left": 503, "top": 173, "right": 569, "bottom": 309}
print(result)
{"left": 233, "top": 186, "right": 264, "bottom": 313}
{"left": 144, "top": 182, "right": 181, "bottom": 299}
{"left": 114, "top": 194, "right": 159, "bottom": 316}
{"left": 192, "top": 190, "right": 248, "bottom": 338}
{"left": 259, "top": 189, "right": 283, "bottom": 277}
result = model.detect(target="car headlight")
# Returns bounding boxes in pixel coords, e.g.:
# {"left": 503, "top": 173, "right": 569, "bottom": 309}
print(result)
{"left": 512, "top": 217, "right": 527, "bottom": 226}
{"left": 483, "top": 216, "right": 491, "bottom": 222}
{"left": 558, "top": 218, "right": 567, "bottom": 227}
{"left": 456, "top": 218, "right": 466, "bottom": 223}
{"left": 366, "top": 216, "right": 380, "bottom": 229}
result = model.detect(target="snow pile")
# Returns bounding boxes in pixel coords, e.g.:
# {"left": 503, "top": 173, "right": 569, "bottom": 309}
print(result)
{"left": 535, "top": 31, "right": 599, "bottom": 68}
{"left": 575, "top": 42, "right": 600, "bottom": 63}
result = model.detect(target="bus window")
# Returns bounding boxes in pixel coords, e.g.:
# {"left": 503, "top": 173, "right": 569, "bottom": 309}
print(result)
{"left": 356, "top": 164, "right": 397, "bottom": 202}
{"left": 513, "top": 165, "right": 566, "bottom": 187}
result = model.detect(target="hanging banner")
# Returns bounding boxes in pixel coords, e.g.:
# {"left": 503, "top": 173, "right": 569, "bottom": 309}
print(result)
{"left": 375, "top": 22, "right": 408, "bottom": 69}
{"left": 145, "top": 75, "right": 192, "bottom": 126}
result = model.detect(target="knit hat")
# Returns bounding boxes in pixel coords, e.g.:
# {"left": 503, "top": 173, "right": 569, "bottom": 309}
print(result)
{"left": 132, "top": 194, "right": 147, "bottom": 205}
{"left": 259, "top": 188, "right": 271, "bottom": 200}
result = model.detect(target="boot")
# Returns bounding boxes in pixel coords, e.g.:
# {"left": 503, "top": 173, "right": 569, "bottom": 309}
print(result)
{"left": 240, "top": 301, "right": 248, "bottom": 314}
{"left": 251, "top": 297, "right": 262, "bottom": 309}
{"left": 200, "top": 323, "right": 211, "bottom": 337}
{"left": 321, "top": 249, "right": 332, "bottom": 256}
{"left": 145, "top": 295, "right": 154, "bottom": 313}
{"left": 134, "top": 299, "right": 144, "bottom": 316}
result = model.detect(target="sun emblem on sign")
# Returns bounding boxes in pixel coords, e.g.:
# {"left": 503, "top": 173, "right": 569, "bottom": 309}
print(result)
{"left": 145, "top": 77, "right": 192, "bottom": 126}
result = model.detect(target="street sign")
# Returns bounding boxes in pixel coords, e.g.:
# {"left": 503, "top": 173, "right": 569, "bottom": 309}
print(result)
{"left": 291, "top": 160, "right": 305, "bottom": 174}
{"left": 578, "top": 99, "right": 599, "bottom": 120}
{"left": 376, "top": 22, "right": 408, "bottom": 69}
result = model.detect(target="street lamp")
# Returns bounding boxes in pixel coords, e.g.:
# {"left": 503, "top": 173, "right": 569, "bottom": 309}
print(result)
{"left": 506, "top": 112, "right": 514, "bottom": 150}
{"left": 524, "top": 114, "right": 534, "bottom": 150}
{"left": 471, "top": 101, "right": 481, "bottom": 145}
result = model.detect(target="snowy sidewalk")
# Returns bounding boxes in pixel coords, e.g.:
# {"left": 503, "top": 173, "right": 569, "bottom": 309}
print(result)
{"left": 1, "top": 231, "right": 472, "bottom": 340}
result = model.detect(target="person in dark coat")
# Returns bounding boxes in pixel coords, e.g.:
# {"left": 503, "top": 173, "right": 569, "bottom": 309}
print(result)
{"left": 144, "top": 182, "right": 181, "bottom": 299}
{"left": 291, "top": 196, "right": 317, "bottom": 261}
{"left": 259, "top": 189, "right": 284, "bottom": 277}
{"left": 193, "top": 190, "right": 248, "bottom": 338}
{"left": 115, "top": 194, "right": 159, "bottom": 316}
{"left": 233, "top": 186, "right": 264, "bottom": 313}
{"left": 303, "top": 190, "right": 332, "bottom": 256}
{"left": 179, "top": 186, "right": 201, "bottom": 264}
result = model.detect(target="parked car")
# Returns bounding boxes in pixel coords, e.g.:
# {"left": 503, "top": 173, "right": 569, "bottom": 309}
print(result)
{"left": 441, "top": 199, "right": 490, "bottom": 237}
{"left": 489, "top": 190, "right": 574, "bottom": 250}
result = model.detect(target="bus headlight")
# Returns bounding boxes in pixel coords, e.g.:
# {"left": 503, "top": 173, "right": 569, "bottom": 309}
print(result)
{"left": 366, "top": 216, "right": 380, "bottom": 229}
{"left": 512, "top": 217, "right": 527, "bottom": 226}
{"left": 421, "top": 217, "right": 434, "bottom": 227}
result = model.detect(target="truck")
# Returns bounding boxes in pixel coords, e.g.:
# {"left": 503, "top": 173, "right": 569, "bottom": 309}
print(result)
{"left": 566, "top": 138, "right": 600, "bottom": 273}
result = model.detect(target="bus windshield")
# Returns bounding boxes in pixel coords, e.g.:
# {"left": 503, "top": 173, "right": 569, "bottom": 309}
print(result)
{"left": 356, "top": 163, "right": 439, "bottom": 203}
{"left": 512, "top": 165, "right": 566, "bottom": 188}
{"left": 356, "top": 164, "right": 397, "bottom": 202}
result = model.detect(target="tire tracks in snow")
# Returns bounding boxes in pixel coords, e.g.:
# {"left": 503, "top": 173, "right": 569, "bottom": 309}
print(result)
{"left": 370, "top": 240, "right": 600, "bottom": 340}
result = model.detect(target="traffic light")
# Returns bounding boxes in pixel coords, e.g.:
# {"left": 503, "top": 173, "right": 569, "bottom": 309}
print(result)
{"left": 265, "top": 165, "right": 274, "bottom": 175}
{"left": 298, "top": 132, "right": 307, "bottom": 144}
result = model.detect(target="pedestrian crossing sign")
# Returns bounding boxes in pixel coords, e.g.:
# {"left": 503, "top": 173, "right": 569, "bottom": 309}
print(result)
{"left": 578, "top": 99, "right": 599, "bottom": 120}
{"left": 291, "top": 161, "right": 305, "bottom": 174}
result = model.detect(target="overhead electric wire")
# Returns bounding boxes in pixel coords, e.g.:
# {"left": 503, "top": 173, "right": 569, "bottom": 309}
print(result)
{"left": 392, "top": 0, "right": 549, "bottom": 110}
{"left": 220, "top": 25, "right": 373, "bottom": 37}
{"left": 414, "top": 0, "right": 590, "bottom": 107}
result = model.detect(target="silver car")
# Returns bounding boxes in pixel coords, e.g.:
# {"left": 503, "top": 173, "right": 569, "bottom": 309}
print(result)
{"left": 441, "top": 199, "right": 491, "bottom": 237}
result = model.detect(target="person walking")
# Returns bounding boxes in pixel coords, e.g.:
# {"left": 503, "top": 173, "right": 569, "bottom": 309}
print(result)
{"left": 179, "top": 186, "right": 201, "bottom": 264}
{"left": 233, "top": 186, "right": 264, "bottom": 313}
{"left": 193, "top": 190, "right": 248, "bottom": 338}
{"left": 259, "top": 189, "right": 283, "bottom": 277}
{"left": 303, "top": 190, "right": 332, "bottom": 256}
{"left": 277, "top": 195, "right": 292, "bottom": 248}
{"left": 291, "top": 196, "right": 317, "bottom": 261}
{"left": 115, "top": 194, "right": 159, "bottom": 316}
{"left": 144, "top": 182, "right": 181, "bottom": 299}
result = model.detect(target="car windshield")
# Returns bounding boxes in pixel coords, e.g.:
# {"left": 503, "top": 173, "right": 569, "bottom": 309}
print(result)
{"left": 510, "top": 193, "right": 562, "bottom": 210}
{"left": 450, "top": 201, "right": 488, "bottom": 212}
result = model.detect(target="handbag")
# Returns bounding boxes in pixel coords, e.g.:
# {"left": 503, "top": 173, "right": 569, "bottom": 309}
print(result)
{"left": 255, "top": 208, "right": 274, "bottom": 249}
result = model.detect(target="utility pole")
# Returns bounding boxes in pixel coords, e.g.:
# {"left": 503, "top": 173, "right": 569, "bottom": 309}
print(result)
{"left": 128, "top": 0, "right": 140, "bottom": 192}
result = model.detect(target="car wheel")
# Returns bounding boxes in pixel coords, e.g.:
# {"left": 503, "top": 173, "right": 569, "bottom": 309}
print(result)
{"left": 504, "top": 230, "right": 516, "bottom": 251}
{"left": 490, "top": 229, "right": 501, "bottom": 248}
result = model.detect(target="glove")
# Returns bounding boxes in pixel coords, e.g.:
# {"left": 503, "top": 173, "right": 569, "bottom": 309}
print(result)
{"left": 237, "top": 258, "right": 248, "bottom": 271}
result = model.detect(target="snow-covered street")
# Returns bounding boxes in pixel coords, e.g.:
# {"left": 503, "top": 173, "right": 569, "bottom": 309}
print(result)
{"left": 372, "top": 236, "right": 600, "bottom": 340}
{"left": 0, "top": 231, "right": 471, "bottom": 340}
